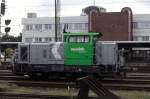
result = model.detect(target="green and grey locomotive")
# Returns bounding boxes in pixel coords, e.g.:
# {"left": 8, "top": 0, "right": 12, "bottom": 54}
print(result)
{"left": 12, "top": 32, "right": 124, "bottom": 79}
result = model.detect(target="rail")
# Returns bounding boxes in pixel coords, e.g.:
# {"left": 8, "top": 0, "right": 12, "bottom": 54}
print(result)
{"left": 0, "top": 93, "right": 98, "bottom": 99}
{"left": 77, "top": 76, "right": 120, "bottom": 99}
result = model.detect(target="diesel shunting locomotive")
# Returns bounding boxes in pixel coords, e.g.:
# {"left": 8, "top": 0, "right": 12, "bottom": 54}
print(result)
{"left": 12, "top": 32, "right": 125, "bottom": 79}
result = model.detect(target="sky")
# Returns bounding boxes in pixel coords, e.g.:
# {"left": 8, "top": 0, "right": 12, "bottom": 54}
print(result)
{"left": 2, "top": 0, "right": 150, "bottom": 36}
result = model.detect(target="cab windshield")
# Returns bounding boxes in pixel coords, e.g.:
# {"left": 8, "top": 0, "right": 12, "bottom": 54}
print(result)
{"left": 69, "top": 35, "right": 90, "bottom": 43}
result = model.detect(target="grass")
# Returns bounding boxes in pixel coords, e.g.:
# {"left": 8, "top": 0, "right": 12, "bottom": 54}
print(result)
{"left": 0, "top": 81, "right": 150, "bottom": 99}
{"left": 112, "top": 90, "right": 150, "bottom": 99}
{"left": 0, "top": 81, "right": 77, "bottom": 96}
{"left": 0, "top": 81, "right": 97, "bottom": 97}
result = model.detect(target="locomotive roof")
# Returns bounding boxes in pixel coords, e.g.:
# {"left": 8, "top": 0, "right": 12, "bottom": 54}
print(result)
{"left": 63, "top": 32, "right": 100, "bottom": 36}
{"left": 99, "top": 41, "right": 150, "bottom": 48}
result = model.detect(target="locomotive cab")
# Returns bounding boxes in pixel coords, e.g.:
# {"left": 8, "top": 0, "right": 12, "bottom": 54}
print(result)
{"left": 64, "top": 32, "right": 100, "bottom": 67}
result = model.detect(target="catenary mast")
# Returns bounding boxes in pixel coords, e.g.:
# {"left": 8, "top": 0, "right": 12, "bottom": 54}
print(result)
{"left": 55, "top": 0, "right": 61, "bottom": 42}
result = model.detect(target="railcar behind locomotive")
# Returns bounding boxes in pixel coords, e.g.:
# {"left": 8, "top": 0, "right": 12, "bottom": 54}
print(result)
{"left": 12, "top": 32, "right": 125, "bottom": 79}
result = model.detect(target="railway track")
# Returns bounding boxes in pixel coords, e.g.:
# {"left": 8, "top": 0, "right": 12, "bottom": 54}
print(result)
{"left": 0, "top": 93, "right": 98, "bottom": 99}
{"left": 6, "top": 80, "right": 150, "bottom": 91}
{"left": 0, "top": 70, "right": 150, "bottom": 91}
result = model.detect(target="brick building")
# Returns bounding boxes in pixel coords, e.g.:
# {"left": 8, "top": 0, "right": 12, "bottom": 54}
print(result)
{"left": 83, "top": 6, "right": 133, "bottom": 41}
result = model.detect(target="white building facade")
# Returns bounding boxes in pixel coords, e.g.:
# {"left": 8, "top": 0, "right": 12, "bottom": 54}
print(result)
{"left": 133, "top": 14, "right": 150, "bottom": 41}
{"left": 22, "top": 13, "right": 150, "bottom": 42}
{"left": 22, "top": 13, "right": 88, "bottom": 43}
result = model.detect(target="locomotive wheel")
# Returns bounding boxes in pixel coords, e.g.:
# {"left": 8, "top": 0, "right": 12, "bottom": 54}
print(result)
{"left": 41, "top": 73, "right": 49, "bottom": 80}
{"left": 28, "top": 72, "right": 38, "bottom": 80}
{"left": 69, "top": 74, "right": 78, "bottom": 81}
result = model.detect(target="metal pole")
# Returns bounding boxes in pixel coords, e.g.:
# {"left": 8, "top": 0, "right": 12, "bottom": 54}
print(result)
{"left": 0, "top": 3, "right": 1, "bottom": 66}
{"left": 1, "top": 0, "right": 5, "bottom": 37}
{"left": 94, "top": 0, "right": 95, "bottom": 6}
{"left": 55, "top": 0, "right": 57, "bottom": 42}
{"left": 0, "top": 5, "right": 1, "bottom": 37}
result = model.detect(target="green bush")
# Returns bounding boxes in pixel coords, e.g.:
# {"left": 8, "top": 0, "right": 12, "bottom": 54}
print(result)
{"left": 5, "top": 48, "right": 13, "bottom": 58}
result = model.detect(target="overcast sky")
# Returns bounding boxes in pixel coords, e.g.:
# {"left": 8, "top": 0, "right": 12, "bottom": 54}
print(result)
{"left": 2, "top": 0, "right": 150, "bottom": 36}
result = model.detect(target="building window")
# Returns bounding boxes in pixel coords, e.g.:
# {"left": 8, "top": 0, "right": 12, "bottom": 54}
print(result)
{"left": 44, "top": 37, "right": 49, "bottom": 42}
{"left": 35, "top": 24, "right": 42, "bottom": 31}
{"left": 49, "top": 38, "right": 52, "bottom": 41}
{"left": 65, "top": 24, "right": 69, "bottom": 29}
{"left": 39, "top": 38, "right": 42, "bottom": 42}
{"left": 44, "top": 37, "right": 52, "bottom": 42}
{"left": 73, "top": 23, "right": 87, "bottom": 30}
{"left": 84, "top": 23, "right": 88, "bottom": 29}
{"left": 68, "top": 24, "right": 73, "bottom": 29}
{"left": 44, "top": 24, "right": 52, "bottom": 30}
{"left": 26, "top": 24, "right": 33, "bottom": 31}
{"left": 138, "top": 22, "right": 150, "bottom": 29}
{"left": 142, "top": 36, "right": 149, "bottom": 41}
{"left": 133, "top": 22, "right": 138, "bottom": 29}
{"left": 133, "top": 36, "right": 138, "bottom": 41}
{"left": 35, "top": 37, "right": 42, "bottom": 42}
{"left": 74, "top": 23, "right": 83, "bottom": 30}
{"left": 25, "top": 38, "right": 32, "bottom": 42}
